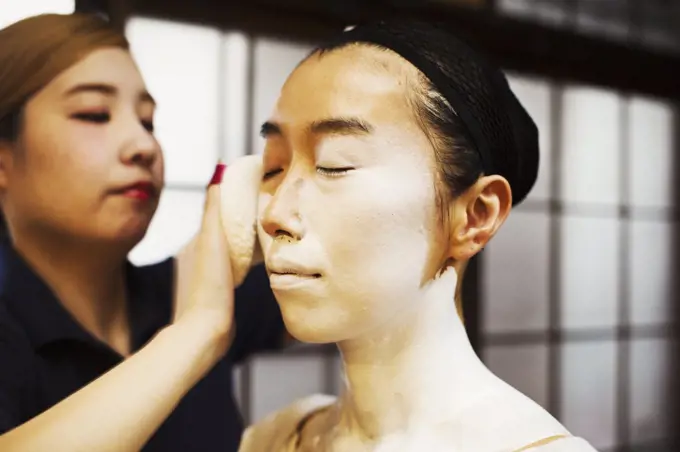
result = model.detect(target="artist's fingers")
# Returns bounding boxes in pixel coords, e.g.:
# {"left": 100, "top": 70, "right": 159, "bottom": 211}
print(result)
{"left": 199, "top": 162, "right": 226, "bottom": 237}
{"left": 193, "top": 162, "right": 232, "bottom": 290}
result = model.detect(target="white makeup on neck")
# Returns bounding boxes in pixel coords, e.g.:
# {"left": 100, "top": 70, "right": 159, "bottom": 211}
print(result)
{"left": 241, "top": 45, "right": 594, "bottom": 452}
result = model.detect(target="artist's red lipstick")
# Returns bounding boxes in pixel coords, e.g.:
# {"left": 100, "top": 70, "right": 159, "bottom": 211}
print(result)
{"left": 120, "top": 181, "right": 155, "bottom": 200}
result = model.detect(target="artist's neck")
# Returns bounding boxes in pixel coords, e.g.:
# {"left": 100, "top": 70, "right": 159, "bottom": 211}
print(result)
{"left": 11, "top": 228, "right": 133, "bottom": 355}
{"left": 335, "top": 267, "right": 496, "bottom": 443}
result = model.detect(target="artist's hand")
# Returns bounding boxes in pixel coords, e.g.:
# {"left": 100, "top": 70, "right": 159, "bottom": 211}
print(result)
{"left": 173, "top": 163, "right": 234, "bottom": 355}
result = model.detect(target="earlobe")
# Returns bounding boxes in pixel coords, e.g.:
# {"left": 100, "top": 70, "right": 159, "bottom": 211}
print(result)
{"left": 0, "top": 150, "right": 8, "bottom": 189}
{"left": 0, "top": 142, "right": 13, "bottom": 190}
{"left": 447, "top": 200, "right": 483, "bottom": 262}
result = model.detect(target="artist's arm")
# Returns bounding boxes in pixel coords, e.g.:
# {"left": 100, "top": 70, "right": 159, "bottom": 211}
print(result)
{"left": 0, "top": 313, "right": 228, "bottom": 451}
{"left": 0, "top": 184, "right": 232, "bottom": 452}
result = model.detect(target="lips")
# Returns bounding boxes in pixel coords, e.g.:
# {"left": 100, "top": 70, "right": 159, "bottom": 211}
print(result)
{"left": 268, "top": 270, "right": 321, "bottom": 290}
{"left": 269, "top": 269, "right": 322, "bottom": 278}
{"left": 117, "top": 181, "right": 156, "bottom": 200}
{"left": 267, "top": 255, "right": 323, "bottom": 290}
{"left": 266, "top": 260, "right": 322, "bottom": 288}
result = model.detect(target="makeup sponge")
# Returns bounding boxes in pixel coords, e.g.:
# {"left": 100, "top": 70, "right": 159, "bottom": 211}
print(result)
{"left": 219, "top": 155, "right": 264, "bottom": 287}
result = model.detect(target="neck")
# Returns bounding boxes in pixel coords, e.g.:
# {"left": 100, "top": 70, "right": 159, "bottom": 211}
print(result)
{"left": 334, "top": 267, "right": 496, "bottom": 443}
{"left": 12, "top": 228, "right": 132, "bottom": 355}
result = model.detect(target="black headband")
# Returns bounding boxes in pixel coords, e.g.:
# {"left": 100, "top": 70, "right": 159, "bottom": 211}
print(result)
{"left": 341, "top": 25, "right": 495, "bottom": 175}
{"left": 333, "top": 20, "right": 539, "bottom": 205}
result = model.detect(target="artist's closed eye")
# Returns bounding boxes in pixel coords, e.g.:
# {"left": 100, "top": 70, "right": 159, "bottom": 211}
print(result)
{"left": 72, "top": 112, "right": 110, "bottom": 123}
{"left": 71, "top": 112, "right": 154, "bottom": 133}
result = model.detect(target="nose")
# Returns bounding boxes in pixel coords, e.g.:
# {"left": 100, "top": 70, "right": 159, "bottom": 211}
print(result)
{"left": 120, "top": 122, "right": 161, "bottom": 168}
{"left": 260, "top": 176, "right": 305, "bottom": 242}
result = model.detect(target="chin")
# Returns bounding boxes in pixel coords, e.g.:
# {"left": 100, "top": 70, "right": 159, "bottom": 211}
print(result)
{"left": 279, "top": 305, "right": 351, "bottom": 344}
{"left": 116, "top": 215, "right": 153, "bottom": 239}
{"left": 114, "top": 224, "right": 149, "bottom": 242}
{"left": 92, "top": 224, "right": 149, "bottom": 250}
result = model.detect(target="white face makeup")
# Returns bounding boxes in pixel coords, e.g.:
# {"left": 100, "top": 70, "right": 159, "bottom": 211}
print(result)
{"left": 257, "top": 46, "right": 446, "bottom": 343}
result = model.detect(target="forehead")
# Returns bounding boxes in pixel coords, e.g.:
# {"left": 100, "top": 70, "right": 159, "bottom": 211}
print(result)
{"left": 273, "top": 45, "right": 417, "bottom": 127}
{"left": 45, "top": 48, "right": 145, "bottom": 95}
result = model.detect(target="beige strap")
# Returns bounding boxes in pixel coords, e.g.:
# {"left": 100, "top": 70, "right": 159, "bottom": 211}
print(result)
{"left": 290, "top": 427, "right": 569, "bottom": 451}
{"left": 512, "top": 434, "right": 570, "bottom": 451}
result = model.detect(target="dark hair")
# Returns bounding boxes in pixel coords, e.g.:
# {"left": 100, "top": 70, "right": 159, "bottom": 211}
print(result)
{"left": 0, "top": 108, "right": 21, "bottom": 143}
{"left": 410, "top": 73, "right": 485, "bottom": 203}
{"left": 314, "top": 42, "right": 482, "bottom": 207}
{"left": 312, "top": 20, "right": 539, "bottom": 207}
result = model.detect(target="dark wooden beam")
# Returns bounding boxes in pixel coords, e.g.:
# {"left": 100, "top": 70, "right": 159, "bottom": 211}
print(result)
{"left": 671, "top": 106, "right": 680, "bottom": 451}
{"left": 106, "top": 0, "right": 133, "bottom": 32}
{"left": 74, "top": 0, "right": 108, "bottom": 14}
{"left": 131, "top": 0, "right": 680, "bottom": 100}
{"left": 75, "top": 0, "right": 130, "bottom": 32}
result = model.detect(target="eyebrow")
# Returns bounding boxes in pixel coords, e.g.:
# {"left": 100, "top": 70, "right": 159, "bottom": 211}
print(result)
{"left": 260, "top": 117, "right": 374, "bottom": 138}
{"left": 64, "top": 83, "right": 156, "bottom": 106}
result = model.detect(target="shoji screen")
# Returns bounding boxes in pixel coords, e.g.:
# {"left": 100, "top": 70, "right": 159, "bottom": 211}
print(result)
{"left": 0, "top": 0, "right": 74, "bottom": 29}
{"left": 482, "top": 75, "right": 676, "bottom": 451}
{"left": 126, "top": 18, "right": 249, "bottom": 264}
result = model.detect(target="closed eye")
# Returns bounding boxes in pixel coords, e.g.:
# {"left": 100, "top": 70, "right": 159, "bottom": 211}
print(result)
{"left": 262, "top": 166, "right": 355, "bottom": 181}
{"left": 317, "top": 167, "right": 354, "bottom": 177}
{"left": 263, "top": 168, "right": 283, "bottom": 181}
{"left": 72, "top": 112, "right": 110, "bottom": 123}
{"left": 72, "top": 112, "right": 154, "bottom": 133}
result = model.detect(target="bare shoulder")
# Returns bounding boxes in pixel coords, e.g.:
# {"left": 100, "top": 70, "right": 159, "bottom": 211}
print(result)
{"left": 238, "top": 394, "right": 336, "bottom": 452}
{"left": 445, "top": 383, "right": 572, "bottom": 451}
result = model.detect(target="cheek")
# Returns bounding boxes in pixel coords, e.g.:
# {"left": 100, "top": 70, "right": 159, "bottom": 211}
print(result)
{"left": 313, "top": 167, "right": 438, "bottom": 286}
{"left": 26, "top": 118, "right": 106, "bottom": 174}
{"left": 20, "top": 120, "right": 110, "bottom": 207}
{"left": 156, "top": 151, "right": 165, "bottom": 180}
{"left": 257, "top": 191, "right": 273, "bottom": 252}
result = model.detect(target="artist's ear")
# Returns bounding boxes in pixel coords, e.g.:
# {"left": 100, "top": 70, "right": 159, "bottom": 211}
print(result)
{"left": 0, "top": 140, "right": 15, "bottom": 191}
{"left": 447, "top": 175, "right": 512, "bottom": 261}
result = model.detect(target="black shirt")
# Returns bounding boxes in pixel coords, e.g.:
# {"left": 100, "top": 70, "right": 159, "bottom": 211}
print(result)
{"left": 0, "top": 242, "right": 284, "bottom": 451}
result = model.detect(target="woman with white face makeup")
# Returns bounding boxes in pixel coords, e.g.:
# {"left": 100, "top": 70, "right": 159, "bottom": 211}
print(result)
{"left": 0, "top": 13, "right": 284, "bottom": 451}
{"left": 241, "top": 20, "right": 598, "bottom": 452}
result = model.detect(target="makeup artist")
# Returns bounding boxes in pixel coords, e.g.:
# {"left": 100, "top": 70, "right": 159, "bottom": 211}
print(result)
{"left": 0, "top": 13, "right": 284, "bottom": 452}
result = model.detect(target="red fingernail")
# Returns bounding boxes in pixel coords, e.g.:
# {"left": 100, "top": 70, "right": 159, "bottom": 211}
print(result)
{"left": 208, "top": 162, "right": 226, "bottom": 186}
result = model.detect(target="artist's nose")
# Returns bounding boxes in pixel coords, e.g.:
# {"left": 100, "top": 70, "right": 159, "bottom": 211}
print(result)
{"left": 120, "top": 120, "right": 160, "bottom": 168}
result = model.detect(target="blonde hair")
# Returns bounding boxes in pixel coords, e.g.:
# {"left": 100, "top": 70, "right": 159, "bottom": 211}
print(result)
{"left": 0, "top": 13, "right": 128, "bottom": 140}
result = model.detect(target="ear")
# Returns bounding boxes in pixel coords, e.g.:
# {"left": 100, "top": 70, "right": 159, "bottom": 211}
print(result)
{"left": 448, "top": 175, "right": 512, "bottom": 261}
{"left": 0, "top": 140, "right": 15, "bottom": 191}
